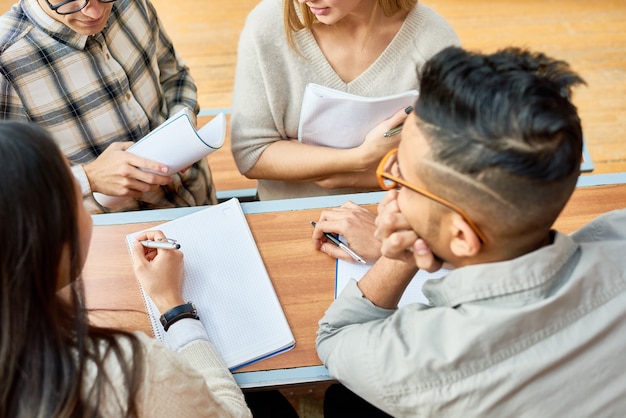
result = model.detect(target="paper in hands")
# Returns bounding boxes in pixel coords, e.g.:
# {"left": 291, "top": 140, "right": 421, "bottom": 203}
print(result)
{"left": 93, "top": 109, "right": 226, "bottom": 208}
{"left": 298, "top": 83, "right": 418, "bottom": 149}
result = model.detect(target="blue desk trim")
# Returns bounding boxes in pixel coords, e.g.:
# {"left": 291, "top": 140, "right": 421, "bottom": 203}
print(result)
{"left": 576, "top": 172, "right": 626, "bottom": 187}
{"left": 234, "top": 365, "right": 332, "bottom": 389}
{"left": 92, "top": 191, "right": 387, "bottom": 225}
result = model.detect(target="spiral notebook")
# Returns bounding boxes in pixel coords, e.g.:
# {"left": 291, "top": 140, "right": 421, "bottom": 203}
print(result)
{"left": 126, "top": 198, "right": 295, "bottom": 371}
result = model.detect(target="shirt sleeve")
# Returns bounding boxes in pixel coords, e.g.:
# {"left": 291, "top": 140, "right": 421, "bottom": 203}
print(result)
{"left": 146, "top": 1, "right": 199, "bottom": 120}
{"left": 316, "top": 280, "right": 420, "bottom": 415}
{"left": 71, "top": 164, "right": 93, "bottom": 198}
{"left": 162, "top": 317, "right": 210, "bottom": 351}
{"left": 137, "top": 330, "right": 252, "bottom": 417}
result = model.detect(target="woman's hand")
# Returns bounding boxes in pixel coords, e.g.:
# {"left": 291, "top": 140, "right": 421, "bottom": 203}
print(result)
{"left": 356, "top": 106, "right": 412, "bottom": 169}
{"left": 131, "top": 230, "right": 185, "bottom": 313}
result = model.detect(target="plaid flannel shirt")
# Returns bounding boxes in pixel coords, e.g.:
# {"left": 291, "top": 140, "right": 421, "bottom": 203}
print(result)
{"left": 0, "top": 0, "right": 216, "bottom": 213}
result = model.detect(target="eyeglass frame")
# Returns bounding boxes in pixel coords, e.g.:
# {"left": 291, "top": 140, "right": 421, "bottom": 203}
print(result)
{"left": 45, "top": 0, "right": 116, "bottom": 15}
{"left": 376, "top": 148, "right": 488, "bottom": 244}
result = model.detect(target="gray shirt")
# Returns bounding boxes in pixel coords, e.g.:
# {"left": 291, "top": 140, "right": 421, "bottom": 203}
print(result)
{"left": 317, "top": 209, "right": 626, "bottom": 417}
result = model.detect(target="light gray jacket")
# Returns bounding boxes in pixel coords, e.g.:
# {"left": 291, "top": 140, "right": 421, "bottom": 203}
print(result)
{"left": 317, "top": 209, "right": 626, "bottom": 417}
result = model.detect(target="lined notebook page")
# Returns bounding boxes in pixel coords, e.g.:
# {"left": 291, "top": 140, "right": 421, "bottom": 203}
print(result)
{"left": 126, "top": 198, "right": 295, "bottom": 371}
{"left": 336, "top": 259, "right": 450, "bottom": 307}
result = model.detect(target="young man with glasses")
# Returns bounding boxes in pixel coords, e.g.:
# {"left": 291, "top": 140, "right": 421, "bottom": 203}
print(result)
{"left": 0, "top": 0, "right": 217, "bottom": 213}
{"left": 313, "top": 46, "right": 626, "bottom": 416}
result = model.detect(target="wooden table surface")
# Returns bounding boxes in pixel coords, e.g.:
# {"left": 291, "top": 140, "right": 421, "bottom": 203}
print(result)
{"left": 82, "top": 183, "right": 626, "bottom": 375}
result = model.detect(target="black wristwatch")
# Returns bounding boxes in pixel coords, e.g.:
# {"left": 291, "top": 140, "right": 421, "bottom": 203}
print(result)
{"left": 159, "top": 302, "right": 199, "bottom": 331}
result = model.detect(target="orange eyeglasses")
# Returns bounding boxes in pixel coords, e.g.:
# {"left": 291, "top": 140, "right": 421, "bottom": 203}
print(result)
{"left": 376, "top": 148, "right": 488, "bottom": 244}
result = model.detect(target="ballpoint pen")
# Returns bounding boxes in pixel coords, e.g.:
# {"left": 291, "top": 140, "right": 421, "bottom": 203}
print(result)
{"left": 383, "top": 124, "right": 403, "bottom": 137}
{"left": 140, "top": 239, "right": 181, "bottom": 250}
{"left": 310, "top": 221, "right": 367, "bottom": 264}
{"left": 383, "top": 106, "right": 413, "bottom": 137}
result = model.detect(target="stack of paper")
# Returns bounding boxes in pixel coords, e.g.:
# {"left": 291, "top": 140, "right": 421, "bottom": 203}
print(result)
{"left": 298, "top": 83, "right": 418, "bottom": 149}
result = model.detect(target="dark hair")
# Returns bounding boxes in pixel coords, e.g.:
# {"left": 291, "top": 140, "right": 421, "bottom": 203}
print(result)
{"left": 413, "top": 47, "right": 586, "bottom": 237}
{"left": 0, "top": 121, "right": 142, "bottom": 416}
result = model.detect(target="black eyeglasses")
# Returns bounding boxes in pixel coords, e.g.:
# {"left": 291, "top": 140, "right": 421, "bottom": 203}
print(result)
{"left": 45, "top": 0, "right": 116, "bottom": 15}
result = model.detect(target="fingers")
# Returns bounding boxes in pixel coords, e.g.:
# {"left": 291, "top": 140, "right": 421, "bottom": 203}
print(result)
{"left": 380, "top": 229, "right": 418, "bottom": 259}
{"left": 133, "top": 230, "right": 169, "bottom": 262}
{"left": 312, "top": 201, "right": 381, "bottom": 263}
{"left": 85, "top": 142, "right": 174, "bottom": 197}
{"left": 375, "top": 190, "right": 418, "bottom": 265}
{"left": 319, "top": 242, "right": 358, "bottom": 263}
{"left": 375, "top": 191, "right": 411, "bottom": 242}
{"left": 411, "top": 238, "right": 443, "bottom": 273}
{"left": 110, "top": 141, "right": 170, "bottom": 176}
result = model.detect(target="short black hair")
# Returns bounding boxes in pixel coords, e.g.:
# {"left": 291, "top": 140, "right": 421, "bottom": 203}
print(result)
{"left": 412, "top": 47, "right": 586, "bottom": 238}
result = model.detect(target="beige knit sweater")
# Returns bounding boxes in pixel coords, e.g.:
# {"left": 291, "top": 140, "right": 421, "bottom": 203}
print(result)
{"left": 87, "top": 332, "right": 251, "bottom": 417}
{"left": 231, "top": 0, "right": 460, "bottom": 200}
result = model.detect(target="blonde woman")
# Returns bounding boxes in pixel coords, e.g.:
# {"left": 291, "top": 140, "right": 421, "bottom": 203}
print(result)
{"left": 231, "top": 0, "right": 459, "bottom": 200}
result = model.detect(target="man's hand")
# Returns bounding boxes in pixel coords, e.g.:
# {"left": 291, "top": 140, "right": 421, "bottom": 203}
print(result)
{"left": 83, "top": 141, "right": 173, "bottom": 197}
{"left": 312, "top": 201, "right": 381, "bottom": 263}
{"left": 375, "top": 190, "right": 443, "bottom": 272}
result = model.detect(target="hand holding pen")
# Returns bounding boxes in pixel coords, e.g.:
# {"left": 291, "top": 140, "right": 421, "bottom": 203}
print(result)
{"left": 311, "top": 221, "right": 367, "bottom": 264}
{"left": 132, "top": 230, "right": 185, "bottom": 312}
{"left": 383, "top": 106, "right": 413, "bottom": 137}
{"left": 311, "top": 201, "right": 382, "bottom": 264}
{"left": 140, "top": 238, "right": 180, "bottom": 250}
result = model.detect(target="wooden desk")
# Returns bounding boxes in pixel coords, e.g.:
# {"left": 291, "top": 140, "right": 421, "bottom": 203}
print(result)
{"left": 84, "top": 174, "right": 626, "bottom": 388}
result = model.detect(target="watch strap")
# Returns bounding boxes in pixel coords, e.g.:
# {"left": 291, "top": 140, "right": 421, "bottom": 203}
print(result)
{"left": 160, "top": 302, "right": 199, "bottom": 331}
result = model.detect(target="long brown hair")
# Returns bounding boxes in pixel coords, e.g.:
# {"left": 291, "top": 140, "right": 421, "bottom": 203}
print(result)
{"left": 0, "top": 121, "right": 143, "bottom": 417}
{"left": 283, "top": 0, "right": 418, "bottom": 51}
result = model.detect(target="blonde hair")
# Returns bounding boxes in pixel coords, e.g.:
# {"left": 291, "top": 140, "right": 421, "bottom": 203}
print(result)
{"left": 283, "top": 0, "right": 418, "bottom": 51}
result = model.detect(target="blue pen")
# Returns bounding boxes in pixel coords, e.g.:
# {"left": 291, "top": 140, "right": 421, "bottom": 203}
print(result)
{"left": 310, "top": 221, "right": 367, "bottom": 264}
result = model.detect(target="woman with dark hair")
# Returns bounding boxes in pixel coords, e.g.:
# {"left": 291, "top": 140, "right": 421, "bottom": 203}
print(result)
{"left": 0, "top": 121, "right": 251, "bottom": 417}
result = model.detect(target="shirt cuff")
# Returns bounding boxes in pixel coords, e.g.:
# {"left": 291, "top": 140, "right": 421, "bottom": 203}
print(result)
{"left": 71, "top": 164, "right": 92, "bottom": 198}
{"left": 163, "top": 318, "right": 210, "bottom": 352}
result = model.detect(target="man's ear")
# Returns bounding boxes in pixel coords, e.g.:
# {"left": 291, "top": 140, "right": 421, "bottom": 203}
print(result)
{"left": 447, "top": 213, "right": 482, "bottom": 257}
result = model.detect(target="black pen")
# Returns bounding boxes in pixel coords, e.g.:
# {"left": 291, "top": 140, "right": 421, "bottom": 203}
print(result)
{"left": 140, "top": 240, "right": 181, "bottom": 250}
{"left": 310, "top": 221, "right": 367, "bottom": 264}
